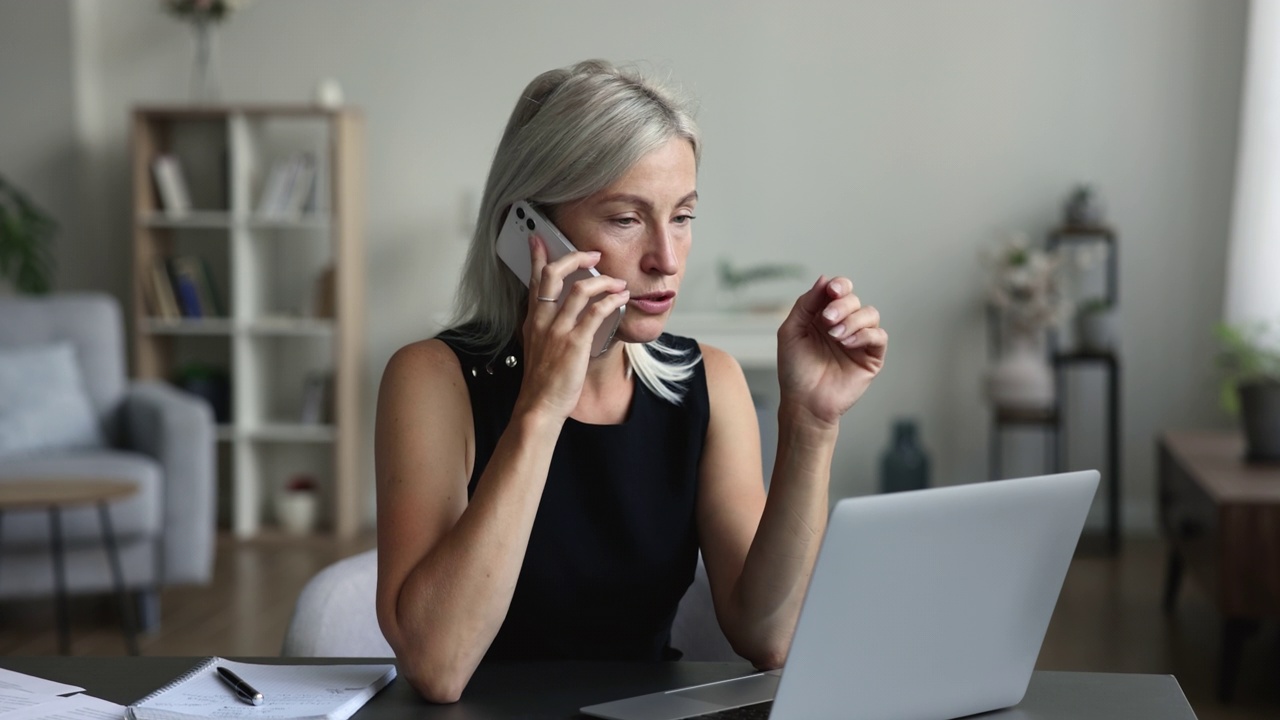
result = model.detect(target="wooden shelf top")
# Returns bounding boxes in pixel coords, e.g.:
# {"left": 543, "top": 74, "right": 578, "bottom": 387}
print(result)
{"left": 995, "top": 406, "right": 1060, "bottom": 425}
{"left": 0, "top": 480, "right": 137, "bottom": 510}
{"left": 134, "top": 104, "right": 362, "bottom": 119}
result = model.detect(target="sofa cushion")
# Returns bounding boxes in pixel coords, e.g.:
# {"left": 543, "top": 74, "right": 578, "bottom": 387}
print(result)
{"left": 0, "top": 449, "right": 162, "bottom": 547}
{"left": 0, "top": 343, "right": 106, "bottom": 457}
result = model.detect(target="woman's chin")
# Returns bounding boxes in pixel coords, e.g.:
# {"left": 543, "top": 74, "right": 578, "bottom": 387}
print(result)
{"left": 614, "top": 315, "right": 668, "bottom": 345}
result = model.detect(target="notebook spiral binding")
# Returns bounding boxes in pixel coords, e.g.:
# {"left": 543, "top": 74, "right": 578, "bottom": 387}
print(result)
{"left": 129, "top": 657, "right": 219, "bottom": 708}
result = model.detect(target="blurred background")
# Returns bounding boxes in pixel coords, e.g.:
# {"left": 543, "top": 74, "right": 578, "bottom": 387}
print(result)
{"left": 2, "top": 1, "right": 1277, "bottom": 718}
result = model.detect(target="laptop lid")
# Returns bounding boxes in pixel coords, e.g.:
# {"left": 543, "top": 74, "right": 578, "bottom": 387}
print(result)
{"left": 581, "top": 470, "right": 1098, "bottom": 720}
{"left": 771, "top": 470, "right": 1098, "bottom": 719}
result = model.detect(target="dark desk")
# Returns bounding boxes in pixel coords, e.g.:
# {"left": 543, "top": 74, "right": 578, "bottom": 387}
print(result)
{"left": 0, "top": 657, "right": 1196, "bottom": 720}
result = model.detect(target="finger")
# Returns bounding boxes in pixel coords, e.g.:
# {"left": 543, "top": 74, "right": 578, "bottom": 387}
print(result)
{"left": 552, "top": 274, "right": 629, "bottom": 332}
{"left": 826, "top": 304, "right": 879, "bottom": 341}
{"left": 537, "top": 249, "right": 602, "bottom": 305}
{"left": 527, "top": 234, "right": 550, "bottom": 300}
{"left": 841, "top": 325, "right": 889, "bottom": 355}
{"left": 574, "top": 288, "right": 631, "bottom": 340}
{"left": 782, "top": 275, "right": 830, "bottom": 329}
{"left": 823, "top": 276, "right": 854, "bottom": 300}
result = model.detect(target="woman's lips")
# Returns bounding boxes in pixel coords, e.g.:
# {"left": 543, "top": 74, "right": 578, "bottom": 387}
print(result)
{"left": 628, "top": 291, "right": 676, "bottom": 314}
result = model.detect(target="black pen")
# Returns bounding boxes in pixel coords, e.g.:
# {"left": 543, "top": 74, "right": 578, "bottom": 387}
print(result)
{"left": 217, "top": 666, "right": 264, "bottom": 706}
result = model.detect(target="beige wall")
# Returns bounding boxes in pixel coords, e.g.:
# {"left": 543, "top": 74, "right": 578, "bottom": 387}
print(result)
{"left": 0, "top": 0, "right": 1249, "bottom": 533}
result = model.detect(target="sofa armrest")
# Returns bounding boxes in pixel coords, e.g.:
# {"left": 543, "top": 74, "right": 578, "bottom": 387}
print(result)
{"left": 123, "top": 380, "right": 217, "bottom": 586}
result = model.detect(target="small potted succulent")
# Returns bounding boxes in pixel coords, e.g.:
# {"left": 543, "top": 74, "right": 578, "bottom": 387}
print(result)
{"left": 1075, "top": 297, "right": 1116, "bottom": 353}
{"left": 1216, "top": 322, "right": 1280, "bottom": 463}
{"left": 277, "top": 474, "right": 319, "bottom": 535}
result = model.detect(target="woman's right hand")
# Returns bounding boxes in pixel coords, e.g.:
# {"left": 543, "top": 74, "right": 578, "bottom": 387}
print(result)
{"left": 516, "top": 235, "right": 629, "bottom": 422}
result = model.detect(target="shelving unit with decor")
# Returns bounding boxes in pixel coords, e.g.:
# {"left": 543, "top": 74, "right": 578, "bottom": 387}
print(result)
{"left": 130, "top": 105, "right": 365, "bottom": 539}
{"left": 987, "top": 223, "right": 1122, "bottom": 554}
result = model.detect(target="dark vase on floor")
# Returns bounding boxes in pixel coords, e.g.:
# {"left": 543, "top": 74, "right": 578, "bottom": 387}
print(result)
{"left": 880, "top": 419, "right": 930, "bottom": 494}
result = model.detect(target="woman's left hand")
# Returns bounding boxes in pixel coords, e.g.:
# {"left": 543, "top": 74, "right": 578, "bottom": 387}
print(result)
{"left": 776, "top": 275, "right": 888, "bottom": 427}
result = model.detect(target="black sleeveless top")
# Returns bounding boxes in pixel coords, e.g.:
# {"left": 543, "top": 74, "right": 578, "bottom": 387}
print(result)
{"left": 436, "top": 328, "right": 709, "bottom": 663}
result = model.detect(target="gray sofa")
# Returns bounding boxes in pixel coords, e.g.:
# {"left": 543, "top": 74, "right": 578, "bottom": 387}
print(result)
{"left": 0, "top": 293, "right": 216, "bottom": 628}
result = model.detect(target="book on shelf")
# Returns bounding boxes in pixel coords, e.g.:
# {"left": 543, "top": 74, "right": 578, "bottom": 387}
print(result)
{"left": 299, "top": 371, "right": 333, "bottom": 424}
{"left": 151, "top": 154, "right": 192, "bottom": 217}
{"left": 172, "top": 255, "right": 225, "bottom": 317}
{"left": 257, "top": 152, "right": 317, "bottom": 219}
{"left": 147, "top": 256, "right": 222, "bottom": 319}
{"left": 148, "top": 259, "right": 181, "bottom": 320}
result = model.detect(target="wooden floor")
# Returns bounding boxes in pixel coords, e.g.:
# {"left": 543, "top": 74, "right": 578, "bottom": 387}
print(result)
{"left": 1, "top": 533, "right": 1277, "bottom": 719}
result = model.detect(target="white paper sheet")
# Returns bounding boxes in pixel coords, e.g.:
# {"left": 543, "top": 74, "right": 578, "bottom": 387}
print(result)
{"left": 0, "top": 671, "right": 83, "bottom": 697}
{"left": 0, "top": 688, "right": 62, "bottom": 714}
{"left": 0, "top": 694, "right": 124, "bottom": 720}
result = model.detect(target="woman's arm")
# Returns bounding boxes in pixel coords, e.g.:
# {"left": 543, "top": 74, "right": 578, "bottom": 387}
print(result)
{"left": 375, "top": 238, "right": 630, "bottom": 703}
{"left": 697, "top": 276, "right": 887, "bottom": 667}
{"left": 374, "top": 340, "right": 564, "bottom": 703}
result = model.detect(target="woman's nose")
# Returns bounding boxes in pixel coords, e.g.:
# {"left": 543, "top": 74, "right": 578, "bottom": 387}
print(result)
{"left": 642, "top": 226, "right": 679, "bottom": 276}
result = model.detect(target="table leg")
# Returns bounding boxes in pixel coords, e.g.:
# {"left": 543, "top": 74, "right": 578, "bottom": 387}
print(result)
{"left": 1218, "top": 616, "right": 1260, "bottom": 702}
{"left": 1107, "top": 358, "right": 1121, "bottom": 554}
{"left": 97, "top": 503, "right": 139, "bottom": 655}
{"left": 1162, "top": 548, "right": 1182, "bottom": 613}
{"left": 989, "top": 419, "right": 999, "bottom": 480}
{"left": 48, "top": 507, "right": 70, "bottom": 655}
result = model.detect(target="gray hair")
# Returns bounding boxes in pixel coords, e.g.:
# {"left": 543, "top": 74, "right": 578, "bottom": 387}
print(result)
{"left": 449, "top": 60, "right": 703, "bottom": 404}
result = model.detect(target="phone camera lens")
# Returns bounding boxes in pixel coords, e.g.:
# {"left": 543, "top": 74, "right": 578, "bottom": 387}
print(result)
{"left": 515, "top": 207, "right": 525, "bottom": 220}
{"left": 526, "top": 219, "right": 536, "bottom": 231}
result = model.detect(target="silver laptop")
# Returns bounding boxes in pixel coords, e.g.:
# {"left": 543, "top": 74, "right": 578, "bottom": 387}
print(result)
{"left": 581, "top": 470, "right": 1099, "bottom": 720}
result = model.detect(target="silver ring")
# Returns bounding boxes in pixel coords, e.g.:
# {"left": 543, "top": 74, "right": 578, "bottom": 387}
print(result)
{"left": 536, "top": 295, "right": 558, "bottom": 303}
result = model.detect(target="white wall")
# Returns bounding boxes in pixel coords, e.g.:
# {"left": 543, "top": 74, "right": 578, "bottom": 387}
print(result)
{"left": 0, "top": 0, "right": 1247, "bottom": 534}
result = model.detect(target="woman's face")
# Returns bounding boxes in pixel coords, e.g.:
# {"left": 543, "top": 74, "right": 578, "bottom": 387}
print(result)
{"left": 552, "top": 137, "right": 698, "bottom": 345}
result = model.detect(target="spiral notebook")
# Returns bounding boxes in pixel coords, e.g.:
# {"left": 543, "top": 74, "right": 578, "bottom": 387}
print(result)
{"left": 126, "top": 657, "right": 396, "bottom": 720}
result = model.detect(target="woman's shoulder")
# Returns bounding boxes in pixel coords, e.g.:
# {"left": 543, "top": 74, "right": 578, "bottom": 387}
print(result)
{"left": 688, "top": 340, "right": 745, "bottom": 386}
{"left": 382, "top": 337, "right": 463, "bottom": 387}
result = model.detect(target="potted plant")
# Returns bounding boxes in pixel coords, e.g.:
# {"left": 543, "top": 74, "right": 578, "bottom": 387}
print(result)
{"left": 277, "top": 474, "right": 319, "bottom": 535}
{"left": 0, "top": 174, "right": 57, "bottom": 294}
{"left": 1075, "top": 297, "right": 1116, "bottom": 353}
{"left": 1216, "top": 321, "right": 1280, "bottom": 462}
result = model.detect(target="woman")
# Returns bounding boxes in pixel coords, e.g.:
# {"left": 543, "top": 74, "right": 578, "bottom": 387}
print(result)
{"left": 375, "top": 60, "right": 887, "bottom": 703}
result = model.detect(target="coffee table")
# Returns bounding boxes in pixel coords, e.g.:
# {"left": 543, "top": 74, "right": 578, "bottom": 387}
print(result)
{"left": 0, "top": 479, "right": 140, "bottom": 655}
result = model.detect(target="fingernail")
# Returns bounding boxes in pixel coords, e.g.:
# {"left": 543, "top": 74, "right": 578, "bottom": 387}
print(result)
{"left": 828, "top": 279, "right": 842, "bottom": 293}
{"left": 589, "top": 251, "right": 602, "bottom": 259}
{"left": 828, "top": 323, "right": 846, "bottom": 338}
{"left": 843, "top": 332, "right": 863, "bottom": 347}
{"left": 822, "top": 307, "right": 838, "bottom": 321}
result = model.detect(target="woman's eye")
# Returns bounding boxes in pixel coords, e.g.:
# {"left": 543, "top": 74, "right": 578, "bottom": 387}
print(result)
{"left": 612, "top": 217, "right": 638, "bottom": 227}
{"left": 674, "top": 214, "right": 697, "bottom": 225}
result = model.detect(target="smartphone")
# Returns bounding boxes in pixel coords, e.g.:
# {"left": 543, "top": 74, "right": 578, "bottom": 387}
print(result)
{"left": 495, "top": 200, "right": 625, "bottom": 357}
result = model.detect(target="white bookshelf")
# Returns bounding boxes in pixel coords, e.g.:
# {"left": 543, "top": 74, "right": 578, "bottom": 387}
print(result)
{"left": 131, "top": 105, "right": 365, "bottom": 539}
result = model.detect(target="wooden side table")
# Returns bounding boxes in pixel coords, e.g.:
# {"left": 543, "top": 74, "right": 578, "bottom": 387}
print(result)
{"left": 1157, "top": 430, "right": 1280, "bottom": 701}
{"left": 0, "top": 480, "right": 140, "bottom": 655}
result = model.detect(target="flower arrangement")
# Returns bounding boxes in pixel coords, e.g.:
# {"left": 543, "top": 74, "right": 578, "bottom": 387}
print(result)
{"left": 982, "top": 232, "right": 1065, "bottom": 336}
{"left": 161, "top": 0, "right": 249, "bottom": 22}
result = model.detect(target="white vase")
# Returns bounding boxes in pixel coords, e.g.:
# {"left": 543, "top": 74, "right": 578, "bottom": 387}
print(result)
{"left": 277, "top": 492, "right": 318, "bottom": 535}
{"left": 189, "top": 17, "right": 221, "bottom": 103}
{"left": 986, "top": 332, "right": 1055, "bottom": 410}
